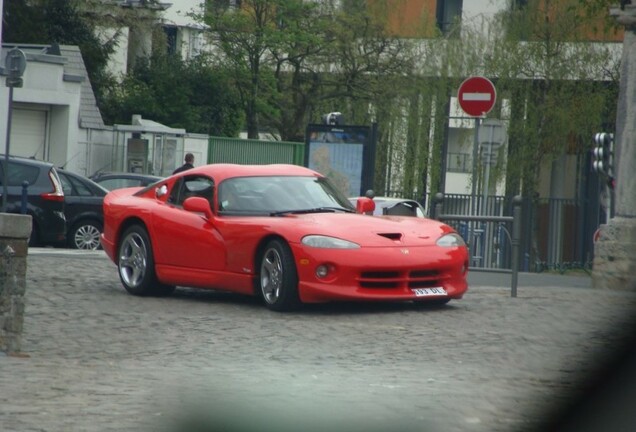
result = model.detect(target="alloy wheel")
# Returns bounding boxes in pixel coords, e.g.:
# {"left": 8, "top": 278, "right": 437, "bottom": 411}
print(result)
{"left": 119, "top": 232, "right": 148, "bottom": 288}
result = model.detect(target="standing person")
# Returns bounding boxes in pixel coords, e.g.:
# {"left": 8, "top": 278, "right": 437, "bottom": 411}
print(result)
{"left": 173, "top": 153, "right": 194, "bottom": 174}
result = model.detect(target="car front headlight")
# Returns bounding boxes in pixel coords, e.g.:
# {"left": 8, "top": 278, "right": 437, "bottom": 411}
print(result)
{"left": 436, "top": 233, "right": 466, "bottom": 247}
{"left": 302, "top": 235, "right": 360, "bottom": 249}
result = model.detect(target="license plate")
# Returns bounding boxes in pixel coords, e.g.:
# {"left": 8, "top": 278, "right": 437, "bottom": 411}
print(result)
{"left": 411, "top": 287, "right": 447, "bottom": 297}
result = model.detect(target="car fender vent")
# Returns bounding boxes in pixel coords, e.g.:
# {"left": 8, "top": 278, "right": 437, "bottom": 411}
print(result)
{"left": 378, "top": 232, "right": 402, "bottom": 241}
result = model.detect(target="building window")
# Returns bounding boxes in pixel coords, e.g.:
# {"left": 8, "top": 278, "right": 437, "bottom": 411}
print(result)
{"left": 163, "top": 26, "right": 177, "bottom": 55}
{"left": 436, "top": 0, "right": 463, "bottom": 37}
{"left": 189, "top": 32, "right": 203, "bottom": 58}
{"left": 210, "top": 0, "right": 242, "bottom": 11}
{"left": 447, "top": 152, "right": 472, "bottom": 173}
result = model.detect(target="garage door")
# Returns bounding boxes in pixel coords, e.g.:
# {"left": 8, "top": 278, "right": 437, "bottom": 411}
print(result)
{"left": 9, "top": 108, "right": 48, "bottom": 159}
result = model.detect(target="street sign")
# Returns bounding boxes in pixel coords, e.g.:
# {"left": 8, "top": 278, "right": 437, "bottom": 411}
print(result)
{"left": 478, "top": 119, "right": 506, "bottom": 145}
{"left": 5, "top": 48, "right": 27, "bottom": 88}
{"left": 458, "top": 76, "right": 496, "bottom": 117}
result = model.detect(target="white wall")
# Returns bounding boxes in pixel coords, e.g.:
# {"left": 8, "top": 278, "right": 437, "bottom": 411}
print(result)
{"left": 79, "top": 128, "right": 115, "bottom": 177}
{"left": 184, "top": 134, "right": 209, "bottom": 167}
{"left": 463, "top": 0, "right": 509, "bottom": 18}
{"left": 161, "top": 0, "right": 203, "bottom": 27}
{"left": 96, "top": 26, "right": 129, "bottom": 78}
{"left": 0, "top": 52, "right": 82, "bottom": 168}
{"left": 461, "top": 0, "right": 509, "bottom": 40}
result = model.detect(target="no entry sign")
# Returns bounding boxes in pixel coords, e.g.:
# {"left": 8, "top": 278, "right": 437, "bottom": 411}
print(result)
{"left": 457, "top": 76, "right": 496, "bottom": 117}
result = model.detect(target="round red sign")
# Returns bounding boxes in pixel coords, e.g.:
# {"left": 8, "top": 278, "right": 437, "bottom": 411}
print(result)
{"left": 457, "top": 76, "right": 496, "bottom": 117}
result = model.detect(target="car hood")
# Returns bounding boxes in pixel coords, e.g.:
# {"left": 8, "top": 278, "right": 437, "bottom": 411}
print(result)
{"left": 275, "top": 213, "right": 455, "bottom": 247}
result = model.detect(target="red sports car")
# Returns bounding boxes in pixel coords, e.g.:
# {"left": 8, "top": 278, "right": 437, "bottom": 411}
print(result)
{"left": 101, "top": 164, "right": 469, "bottom": 311}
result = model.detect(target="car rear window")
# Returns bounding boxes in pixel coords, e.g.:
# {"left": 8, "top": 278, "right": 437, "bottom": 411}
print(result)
{"left": 0, "top": 161, "right": 41, "bottom": 186}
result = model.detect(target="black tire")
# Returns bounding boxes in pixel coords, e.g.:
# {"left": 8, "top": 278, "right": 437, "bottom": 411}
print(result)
{"left": 68, "top": 220, "right": 103, "bottom": 250}
{"left": 258, "top": 239, "right": 300, "bottom": 312}
{"left": 117, "top": 225, "right": 174, "bottom": 296}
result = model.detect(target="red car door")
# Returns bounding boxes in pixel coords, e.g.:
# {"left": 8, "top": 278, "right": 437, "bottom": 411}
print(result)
{"left": 151, "top": 176, "right": 226, "bottom": 272}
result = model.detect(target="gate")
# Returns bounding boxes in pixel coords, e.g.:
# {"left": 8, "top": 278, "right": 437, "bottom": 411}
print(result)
{"left": 432, "top": 193, "right": 523, "bottom": 296}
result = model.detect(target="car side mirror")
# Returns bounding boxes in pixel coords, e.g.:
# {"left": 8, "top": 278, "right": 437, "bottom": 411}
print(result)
{"left": 355, "top": 197, "right": 375, "bottom": 215}
{"left": 183, "top": 196, "right": 213, "bottom": 219}
{"left": 156, "top": 184, "right": 168, "bottom": 198}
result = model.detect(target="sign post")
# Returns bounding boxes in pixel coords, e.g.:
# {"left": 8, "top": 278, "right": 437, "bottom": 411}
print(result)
{"left": 458, "top": 76, "right": 497, "bottom": 214}
{"left": 457, "top": 76, "right": 497, "bottom": 265}
{"left": 477, "top": 119, "right": 506, "bottom": 213}
{"left": 3, "top": 48, "right": 27, "bottom": 213}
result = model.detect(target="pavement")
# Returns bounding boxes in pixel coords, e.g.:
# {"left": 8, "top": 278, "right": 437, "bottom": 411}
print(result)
{"left": 1, "top": 248, "right": 635, "bottom": 432}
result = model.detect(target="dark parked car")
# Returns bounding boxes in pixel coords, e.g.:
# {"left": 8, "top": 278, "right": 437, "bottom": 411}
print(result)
{"left": 0, "top": 155, "right": 66, "bottom": 246}
{"left": 90, "top": 172, "right": 163, "bottom": 191}
{"left": 57, "top": 170, "right": 108, "bottom": 250}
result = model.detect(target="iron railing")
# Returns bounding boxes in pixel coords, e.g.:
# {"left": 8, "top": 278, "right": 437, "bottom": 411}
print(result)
{"left": 383, "top": 190, "right": 596, "bottom": 273}
{"left": 432, "top": 193, "right": 523, "bottom": 297}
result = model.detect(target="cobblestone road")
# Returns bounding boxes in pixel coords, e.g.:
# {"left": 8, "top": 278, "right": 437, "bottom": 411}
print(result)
{"left": 1, "top": 249, "right": 635, "bottom": 432}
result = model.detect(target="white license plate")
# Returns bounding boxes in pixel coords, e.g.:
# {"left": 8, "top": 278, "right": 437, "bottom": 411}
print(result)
{"left": 411, "top": 287, "right": 447, "bottom": 297}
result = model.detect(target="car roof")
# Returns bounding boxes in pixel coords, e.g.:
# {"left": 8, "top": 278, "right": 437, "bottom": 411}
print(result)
{"left": 0, "top": 154, "right": 55, "bottom": 168}
{"left": 91, "top": 172, "right": 162, "bottom": 180}
{"left": 176, "top": 163, "right": 321, "bottom": 184}
{"left": 58, "top": 169, "right": 110, "bottom": 193}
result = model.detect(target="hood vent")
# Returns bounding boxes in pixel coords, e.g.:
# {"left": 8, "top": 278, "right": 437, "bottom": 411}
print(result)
{"left": 378, "top": 232, "right": 402, "bottom": 241}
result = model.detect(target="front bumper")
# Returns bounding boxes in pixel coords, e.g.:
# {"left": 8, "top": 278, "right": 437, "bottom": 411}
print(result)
{"left": 290, "top": 243, "right": 469, "bottom": 304}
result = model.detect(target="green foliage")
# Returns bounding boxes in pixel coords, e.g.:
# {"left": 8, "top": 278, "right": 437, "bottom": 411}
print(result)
{"left": 198, "top": 0, "right": 417, "bottom": 141}
{"left": 201, "top": 0, "right": 289, "bottom": 138}
{"left": 487, "top": 1, "right": 619, "bottom": 198}
{"left": 4, "top": 0, "right": 621, "bottom": 203}
{"left": 100, "top": 53, "right": 243, "bottom": 136}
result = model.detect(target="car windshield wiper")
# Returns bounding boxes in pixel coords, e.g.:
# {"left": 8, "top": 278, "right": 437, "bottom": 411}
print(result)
{"left": 270, "top": 206, "right": 355, "bottom": 216}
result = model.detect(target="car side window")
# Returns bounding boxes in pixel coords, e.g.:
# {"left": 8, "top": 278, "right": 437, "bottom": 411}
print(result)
{"left": 98, "top": 179, "right": 120, "bottom": 190}
{"left": 59, "top": 173, "right": 74, "bottom": 196}
{"left": 69, "top": 176, "right": 93, "bottom": 196}
{"left": 168, "top": 179, "right": 184, "bottom": 204}
{"left": 0, "top": 162, "right": 40, "bottom": 186}
{"left": 99, "top": 179, "right": 139, "bottom": 190}
{"left": 170, "top": 176, "right": 214, "bottom": 207}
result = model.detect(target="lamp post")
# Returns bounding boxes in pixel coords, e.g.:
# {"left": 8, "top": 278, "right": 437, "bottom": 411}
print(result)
{"left": 592, "top": 3, "right": 636, "bottom": 290}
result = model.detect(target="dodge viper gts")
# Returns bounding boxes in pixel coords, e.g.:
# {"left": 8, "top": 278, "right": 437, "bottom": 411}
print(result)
{"left": 101, "top": 164, "right": 468, "bottom": 311}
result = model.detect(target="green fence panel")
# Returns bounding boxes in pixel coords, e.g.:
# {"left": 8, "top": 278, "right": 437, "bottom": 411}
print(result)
{"left": 208, "top": 137, "right": 305, "bottom": 166}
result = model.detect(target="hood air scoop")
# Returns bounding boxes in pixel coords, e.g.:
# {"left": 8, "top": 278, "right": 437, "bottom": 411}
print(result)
{"left": 378, "top": 232, "right": 403, "bottom": 241}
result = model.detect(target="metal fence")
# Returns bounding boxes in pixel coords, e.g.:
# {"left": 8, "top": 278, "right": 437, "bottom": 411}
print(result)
{"left": 433, "top": 194, "right": 523, "bottom": 296}
{"left": 387, "top": 190, "right": 596, "bottom": 273}
{"left": 532, "top": 197, "right": 596, "bottom": 273}
{"left": 431, "top": 193, "right": 516, "bottom": 271}
{"left": 208, "top": 137, "right": 305, "bottom": 166}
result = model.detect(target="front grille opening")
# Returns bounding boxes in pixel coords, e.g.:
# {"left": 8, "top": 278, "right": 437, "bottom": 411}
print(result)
{"left": 409, "top": 269, "right": 443, "bottom": 289}
{"left": 410, "top": 270, "right": 440, "bottom": 278}
{"left": 361, "top": 281, "right": 399, "bottom": 288}
{"left": 359, "top": 271, "right": 401, "bottom": 289}
{"left": 358, "top": 268, "right": 446, "bottom": 290}
{"left": 361, "top": 271, "right": 400, "bottom": 279}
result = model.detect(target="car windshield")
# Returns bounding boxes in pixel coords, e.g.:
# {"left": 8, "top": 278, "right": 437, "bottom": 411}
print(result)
{"left": 218, "top": 175, "right": 355, "bottom": 215}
